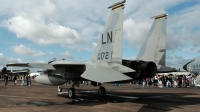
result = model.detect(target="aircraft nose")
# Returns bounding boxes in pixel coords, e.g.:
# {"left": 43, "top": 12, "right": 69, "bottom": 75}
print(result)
{"left": 35, "top": 75, "right": 67, "bottom": 85}
{"left": 34, "top": 75, "right": 39, "bottom": 82}
{"left": 183, "top": 63, "right": 188, "bottom": 71}
{"left": 183, "top": 59, "right": 195, "bottom": 71}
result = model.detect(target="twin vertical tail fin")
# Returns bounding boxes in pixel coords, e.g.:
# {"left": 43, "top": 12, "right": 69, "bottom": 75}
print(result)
{"left": 91, "top": 0, "right": 125, "bottom": 64}
{"left": 136, "top": 14, "right": 167, "bottom": 66}
{"left": 82, "top": 0, "right": 133, "bottom": 83}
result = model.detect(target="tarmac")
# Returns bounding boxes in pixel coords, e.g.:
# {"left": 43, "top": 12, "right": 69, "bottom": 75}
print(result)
{"left": 0, "top": 80, "right": 200, "bottom": 112}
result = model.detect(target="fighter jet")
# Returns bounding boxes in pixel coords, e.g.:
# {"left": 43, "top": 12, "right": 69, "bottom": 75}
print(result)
{"left": 183, "top": 56, "right": 200, "bottom": 75}
{"left": 1, "top": 67, "right": 30, "bottom": 74}
{"left": 122, "top": 13, "right": 179, "bottom": 78}
{"left": 7, "top": 0, "right": 140, "bottom": 98}
{"left": 7, "top": 0, "right": 160, "bottom": 98}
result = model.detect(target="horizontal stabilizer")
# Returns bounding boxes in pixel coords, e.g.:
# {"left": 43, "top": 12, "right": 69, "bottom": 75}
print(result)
{"left": 6, "top": 63, "right": 55, "bottom": 70}
{"left": 81, "top": 65, "right": 132, "bottom": 83}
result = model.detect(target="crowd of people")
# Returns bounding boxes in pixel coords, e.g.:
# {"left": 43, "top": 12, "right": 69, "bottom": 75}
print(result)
{"left": 133, "top": 74, "right": 195, "bottom": 88}
{"left": 2, "top": 74, "right": 32, "bottom": 86}
{"left": 1, "top": 73, "right": 197, "bottom": 88}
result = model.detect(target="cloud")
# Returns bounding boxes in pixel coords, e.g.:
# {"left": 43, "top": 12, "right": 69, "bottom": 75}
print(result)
{"left": 0, "top": 53, "right": 21, "bottom": 69}
{"left": 0, "top": 0, "right": 200, "bottom": 66}
{"left": 2, "top": 16, "right": 83, "bottom": 46}
{"left": 123, "top": 0, "right": 200, "bottom": 53}
{"left": 165, "top": 54, "right": 191, "bottom": 70}
{"left": 49, "top": 52, "right": 55, "bottom": 55}
{"left": 123, "top": 18, "right": 152, "bottom": 50}
{"left": 166, "top": 4, "right": 200, "bottom": 51}
{"left": 61, "top": 51, "right": 73, "bottom": 59}
{"left": 1, "top": 0, "right": 83, "bottom": 46}
{"left": 1, "top": 0, "right": 192, "bottom": 52}
{"left": 0, "top": 0, "right": 125, "bottom": 52}
{"left": 34, "top": 60, "right": 45, "bottom": 63}
{"left": 11, "top": 44, "right": 46, "bottom": 56}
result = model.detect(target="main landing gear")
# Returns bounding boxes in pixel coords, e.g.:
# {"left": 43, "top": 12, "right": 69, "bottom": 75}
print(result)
{"left": 98, "top": 83, "right": 106, "bottom": 96}
{"left": 57, "top": 81, "right": 77, "bottom": 99}
{"left": 58, "top": 81, "right": 107, "bottom": 99}
{"left": 67, "top": 80, "right": 79, "bottom": 99}
{"left": 68, "top": 88, "right": 75, "bottom": 99}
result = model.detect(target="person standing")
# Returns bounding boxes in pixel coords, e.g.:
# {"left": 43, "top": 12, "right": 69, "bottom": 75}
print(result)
{"left": 191, "top": 76, "right": 195, "bottom": 87}
{"left": 21, "top": 74, "right": 25, "bottom": 86}
{"left": 178, "top": 75, "right": 182, "bottom": 87}
{"left": 172, "top": 74, "right": 175, "bottom": 87}
{"left": 186, "top": 74, "right": 190, "bottom": 86}
{"left": 154, "top": 76, "right": 158, "bottom": 86}
{"left": 168, "top": 75, "right": 172, "bottom": 87}
{"left": 175, "top": 75, "right": 179, "bottom": 87}
{"left": 146, "top": 78, "right": 149, "bottom": 86}
{"left": 26, "top": 74, "right": 29, "bottom": 86}
{"left": 4, "top": 74, "right": 9, "bottom": 86}
{"left": 158, "top": 76, "right": 163, "bottom": 88}
{"left": 182, "top": 74, "right": 186, "bottom": 88}
{"left": 12, "top": 74, "right": 17, "bottom": 86}
{"left": 28, "top": 75, "right": 31, "bottom": 86}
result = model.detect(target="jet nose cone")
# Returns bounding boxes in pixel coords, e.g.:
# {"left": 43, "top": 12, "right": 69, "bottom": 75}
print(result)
{"left": 35, "top": 75, "right": 67, "bottom": 85}
{"left": 34, "top": 75, "right": 41, "bottom": 83}
{"left": 35, "top": 75, "right": 38, "bottom": 81}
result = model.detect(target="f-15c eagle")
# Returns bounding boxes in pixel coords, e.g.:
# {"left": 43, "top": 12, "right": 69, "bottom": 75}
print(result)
{"left": 7, "top": 0, "right": 158, "bottom": 99}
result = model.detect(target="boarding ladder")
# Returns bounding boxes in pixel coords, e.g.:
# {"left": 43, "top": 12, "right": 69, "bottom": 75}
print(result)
{"left": 194, "top": 74, "right": 200, "bottom": 87}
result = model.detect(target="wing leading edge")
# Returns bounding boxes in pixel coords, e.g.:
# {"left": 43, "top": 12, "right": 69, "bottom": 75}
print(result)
{"left": 6, "top": 63, "right": 56, "bottom": 70}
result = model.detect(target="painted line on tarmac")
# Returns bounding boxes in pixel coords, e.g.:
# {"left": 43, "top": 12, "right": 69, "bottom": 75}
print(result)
{"left": 0, "top": 95, "right": 61, "bottom": 100}
{"left": 147, "top": 95, "right": 172, "bottom": 98}
{"left": 106, "top": 94, "right": 139, "bottom": 99}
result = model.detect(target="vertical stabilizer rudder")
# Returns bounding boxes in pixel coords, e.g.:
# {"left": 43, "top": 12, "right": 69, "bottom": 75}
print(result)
{"left": 135, "top": 14, "right": 179, "bottom": 72}
{"left": 92, "top": 0, "right": 126, "bottom": 64}
{"left": 82, "top": 0, "right": 134, "bottom": 83}
{"left": 121, "top": 14, "right": 167, "bottom": 78}
{"left": 136, "top": 14, "right": 167, "bottom": 66}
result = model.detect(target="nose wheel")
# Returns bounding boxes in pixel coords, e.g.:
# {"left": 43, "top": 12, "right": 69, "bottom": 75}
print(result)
{"left": 98, "top": 86, "right": 106, "bottom": 96}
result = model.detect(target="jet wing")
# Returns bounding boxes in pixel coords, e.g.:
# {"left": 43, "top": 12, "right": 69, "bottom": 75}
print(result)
{"left": 6, "top": 63, "right": 56, "bottom": 70}
{"left": 81, "top": 64, "right": 132, "bottom": 83}
{"left": 51, "top": 61, "right": 86, "bottom": 66}
{"left": 10, "top": 70, "right": 29, "bottom": 74}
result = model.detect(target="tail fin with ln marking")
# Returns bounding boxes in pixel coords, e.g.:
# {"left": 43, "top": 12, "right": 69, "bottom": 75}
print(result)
{"left": 91, "top": 0, "right": 125, "bottom": 64}
{"left": 82, "top": 0, "right": 134, "bottom": 83}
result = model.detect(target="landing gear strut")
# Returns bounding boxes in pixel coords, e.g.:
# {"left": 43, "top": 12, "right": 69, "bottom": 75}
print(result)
{"left": 58, "top": 86, "right": 62, "bottom": 92}
{"left": 67, "top": 80, "right": 79, "bottom": 99}
{"left": 98, "top": 83, "right": 106, "bottom": 96}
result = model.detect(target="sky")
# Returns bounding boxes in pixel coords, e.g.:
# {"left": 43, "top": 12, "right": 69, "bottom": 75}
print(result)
{"left": 0, "top": 0, "right": 200, "bottom": 71}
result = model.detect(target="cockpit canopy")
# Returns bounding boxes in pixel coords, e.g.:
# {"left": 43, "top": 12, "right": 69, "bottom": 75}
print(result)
{"left": 48, "top": 58, "right": 66, "bottom": 64}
